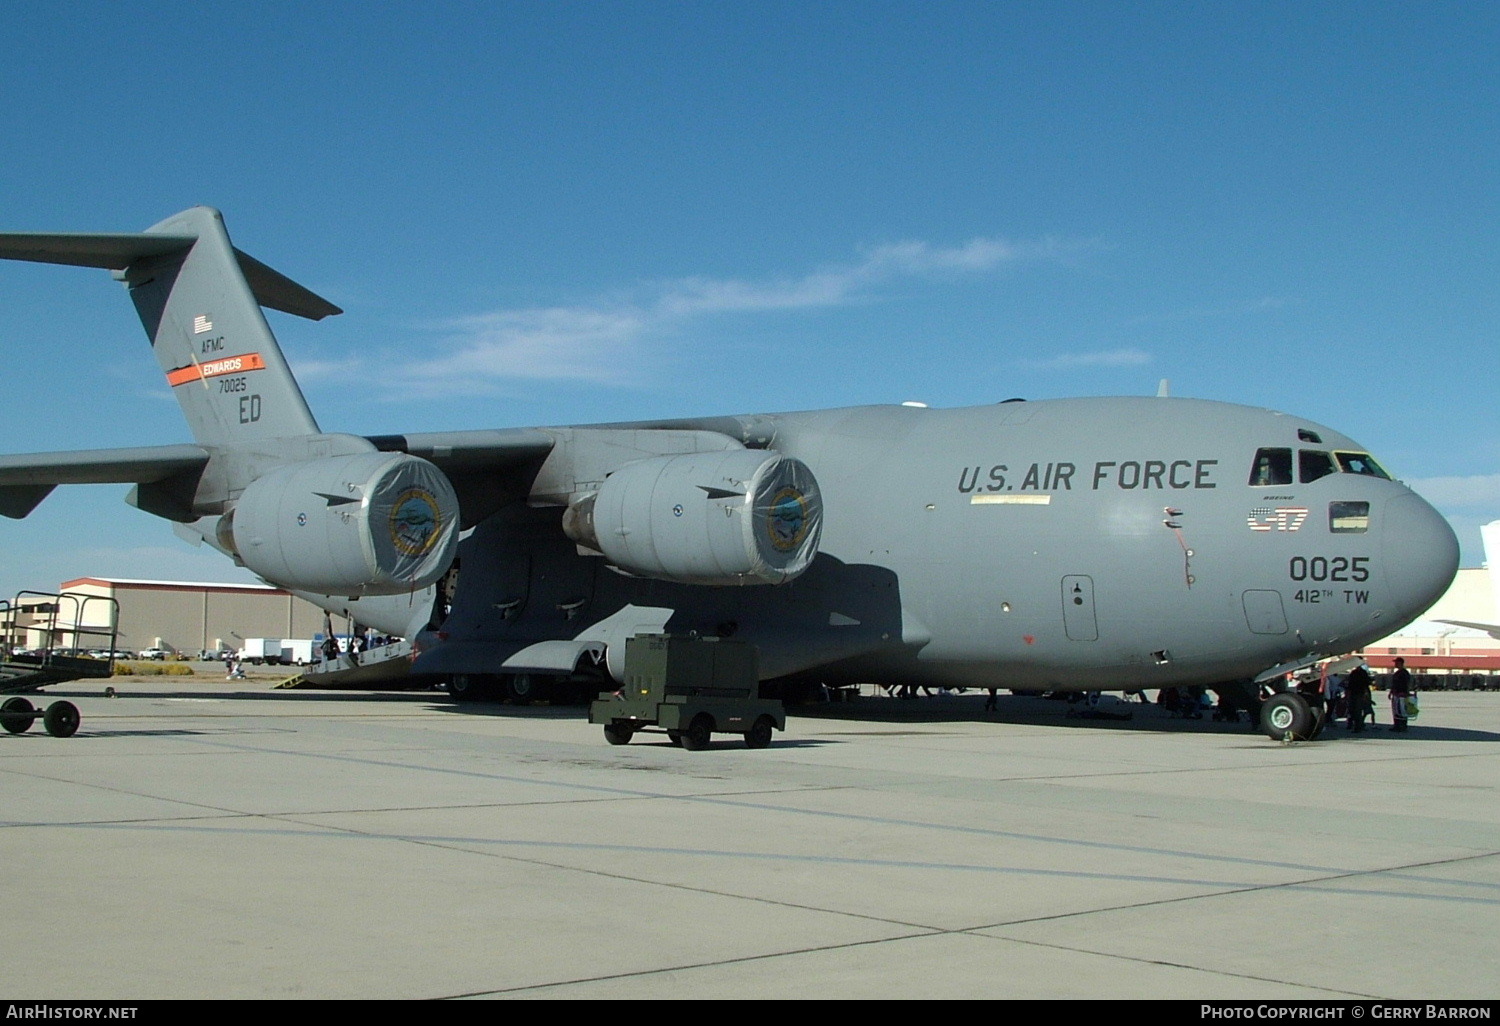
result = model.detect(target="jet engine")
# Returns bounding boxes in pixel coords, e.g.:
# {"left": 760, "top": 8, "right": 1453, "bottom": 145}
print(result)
{"left": 221, "top": 452, "right": 460, "bottom": 596}
{"left": 563, "top": 449, "right": 822, "bottom": 586}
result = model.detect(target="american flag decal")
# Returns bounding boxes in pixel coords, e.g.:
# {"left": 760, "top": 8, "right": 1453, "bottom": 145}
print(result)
{"left": 193, "top": 315, "right": 213, "bottom": 334}
{"left": 1248, "top": 506, "right": 1310, "bottom": 532}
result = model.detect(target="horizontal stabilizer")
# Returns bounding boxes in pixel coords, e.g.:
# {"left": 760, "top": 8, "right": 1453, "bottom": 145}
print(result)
{"left": 0, "top": 232, "right": 196, "bottom": 269}
{"left": 230, "top": 248, "right": 342, "bottom": 320}
{"left": 0, "top": 223, "right": 341, "bottom": 321}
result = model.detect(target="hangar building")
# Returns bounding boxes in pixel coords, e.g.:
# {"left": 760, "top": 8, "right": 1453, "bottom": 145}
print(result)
{"left": 31, "top": 578, "right": 329, "bottom": 658}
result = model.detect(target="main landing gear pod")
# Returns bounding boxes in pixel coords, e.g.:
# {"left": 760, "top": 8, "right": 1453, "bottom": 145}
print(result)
{"left": 0, "top": 696, "right": 81, "bottom": 738}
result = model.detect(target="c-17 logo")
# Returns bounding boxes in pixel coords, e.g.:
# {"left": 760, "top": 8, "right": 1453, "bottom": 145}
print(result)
{"left": 1247, "top": 506, "right": 1309, "bottom": 532}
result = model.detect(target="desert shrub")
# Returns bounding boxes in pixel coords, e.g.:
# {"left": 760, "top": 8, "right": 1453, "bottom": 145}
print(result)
{"left": 112, "top": 661, "right": 195, "bottom": 676}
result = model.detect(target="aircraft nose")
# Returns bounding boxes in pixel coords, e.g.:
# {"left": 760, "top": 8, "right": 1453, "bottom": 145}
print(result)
{"left": 1382, "top": 492, "right": 1459, "bottom": 622}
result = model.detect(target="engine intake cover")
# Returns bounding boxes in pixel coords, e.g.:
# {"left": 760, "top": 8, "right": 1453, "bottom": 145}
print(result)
{"left": 231, "top": 453, "right": 459, "bottom": 595}
{"left": 587, "top": 450, "right": 821, "bottom": 585}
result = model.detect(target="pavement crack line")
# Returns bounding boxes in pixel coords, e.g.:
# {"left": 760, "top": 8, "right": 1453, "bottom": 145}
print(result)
{"left": 438, "top": 851, "right": 1499, "bottom": 999}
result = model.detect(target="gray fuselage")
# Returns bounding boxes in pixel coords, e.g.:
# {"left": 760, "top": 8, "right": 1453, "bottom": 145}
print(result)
{"left": 419, "top": 395, "right": 1458, "bottom": 691}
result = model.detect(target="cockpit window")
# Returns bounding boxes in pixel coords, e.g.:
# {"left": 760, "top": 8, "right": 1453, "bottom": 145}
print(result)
{"left": 1299, "top": 450, "right": 1337, "bottom": 484}
{"left": 1249, "top": 448, "right": 1293, "bottom": 486}
{"left": 1335, "top": 452, "right": 1392, "bottom": 479}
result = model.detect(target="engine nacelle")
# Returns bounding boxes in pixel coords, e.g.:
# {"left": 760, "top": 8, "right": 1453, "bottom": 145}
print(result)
{"left": 225, "top": 453, "right": 459, "bottom": 596}
{"left": 565, "top": 450, "right": 822, "bottom": 585}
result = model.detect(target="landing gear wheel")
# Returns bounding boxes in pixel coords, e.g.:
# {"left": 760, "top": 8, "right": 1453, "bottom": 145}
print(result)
{"left": 43, "top": 701, "right": 80, "bottom": 738}
{"left": 504, "top": 673, "right": 549, "bottom": 706}
{"left": 2, "top": 696, "right": 35, "bottom": 734}
{"left": 603, "top": 723, "right": 634, "bottom": 746}
{"left": 666, "top": 730, "right": 684, "bottom": 747}
{"left": 447, "top": 674, "right": 497, "bottom": 703}
{"left": 1261, "top": 692, "right": 1315, "bottom": 741}
{"left": 1307, "top": 702, "right": 1328, "bottom": 740}
{"left": 744, "top": 715, "right": 775, "bottom": 749}
{"left": 680, "top": 714, "right": 713, "bottom": 751}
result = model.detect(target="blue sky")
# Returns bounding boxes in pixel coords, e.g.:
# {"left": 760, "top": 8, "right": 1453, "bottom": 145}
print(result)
{"left": 0, "top": 1, "right": 1497, "bottom": 595}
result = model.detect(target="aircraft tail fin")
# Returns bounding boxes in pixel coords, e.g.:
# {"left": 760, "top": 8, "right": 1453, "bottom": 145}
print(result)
{"left": 0, "top": 206, "right": 338, "bottom": 448}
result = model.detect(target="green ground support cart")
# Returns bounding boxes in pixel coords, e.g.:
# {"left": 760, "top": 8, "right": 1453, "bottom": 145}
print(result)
{"left": 589, "top": 634, "right": 785, "bottom": 750}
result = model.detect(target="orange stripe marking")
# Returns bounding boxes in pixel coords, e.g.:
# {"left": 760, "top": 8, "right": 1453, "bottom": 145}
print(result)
{"left": 167, "top": 352, "right": 266, "bottom": 387}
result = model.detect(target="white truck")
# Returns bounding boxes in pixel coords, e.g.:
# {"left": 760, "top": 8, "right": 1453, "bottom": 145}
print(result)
{"left": 238, "top": 639, "right": 315, "bottom": 666}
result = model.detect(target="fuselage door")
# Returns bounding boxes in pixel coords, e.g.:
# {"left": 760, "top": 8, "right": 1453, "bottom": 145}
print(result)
{"left": 1061, "top": 575, "right": 1098, "bottom": 641}
{"left": 1242, "top": 589, "right": 1289, "bottom": 635}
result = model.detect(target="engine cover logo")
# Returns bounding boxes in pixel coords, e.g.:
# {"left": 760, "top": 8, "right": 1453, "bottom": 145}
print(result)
{"left": 766, "top": 486, "right": 811, "bottom": 552}
{"left": 390, "top": 487, "right": 442, "bottom": 556}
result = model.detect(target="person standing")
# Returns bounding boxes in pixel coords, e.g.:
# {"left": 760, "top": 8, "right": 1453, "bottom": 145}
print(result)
{"left": 1323, "top": 671, "right": 1345, "bottom": 727}
{"left": 1389, "top": 657, "right": 1414, "bottom": 732}
{"left": 1345, "top": 665, "right": 1373, "bottom": 732}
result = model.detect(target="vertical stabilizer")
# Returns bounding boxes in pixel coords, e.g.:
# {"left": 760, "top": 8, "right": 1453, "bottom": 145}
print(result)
{"left": 122, "top": 207, "right": 322, "bottom": 446}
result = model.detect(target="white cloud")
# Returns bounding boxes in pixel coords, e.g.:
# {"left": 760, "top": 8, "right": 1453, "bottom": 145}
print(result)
{"left": 1126, "top": 296, "right": 1295, "bottom": 325}
{"left": 409, "top": 307, "right": 647, "bottom": 392}
{"left": 392, "top": 235, "right": 1063, "bottom": 390}
{"left": 1407, "top": 473, "right": 1500, "bottom": 509}
{"left": 290, "top": 356, "right": 364, "bottom": 382}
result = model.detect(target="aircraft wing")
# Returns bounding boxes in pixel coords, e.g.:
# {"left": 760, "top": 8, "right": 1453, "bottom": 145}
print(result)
{"left": 365, "top": 429, "right": 557, "bottom": 468}
{"left": 365, "top": 428, "right": 559, "bottom": 528}
{"left": 0, "top": 431, "right": 558, "bottom": 525}
{"left": 365, "top": 426, "right": 755, "bottom": 527}
{"left": 0, "top": 444, "right": 209, "bottom": 518}
{"left": 1436, "top": 619, "right": 1500, "bottom": 640}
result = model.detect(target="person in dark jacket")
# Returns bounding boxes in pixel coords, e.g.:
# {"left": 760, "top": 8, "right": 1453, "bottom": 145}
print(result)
{"left": 1389, "top": 657, "right": 1414, "bottom": 732}
{"left": 1345, "top": 665, "right": 1374, "bottom": 732}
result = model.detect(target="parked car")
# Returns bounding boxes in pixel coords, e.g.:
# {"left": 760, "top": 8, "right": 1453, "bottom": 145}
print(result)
{"left": 137, "top": 648, "right": 170, "bottom": 660}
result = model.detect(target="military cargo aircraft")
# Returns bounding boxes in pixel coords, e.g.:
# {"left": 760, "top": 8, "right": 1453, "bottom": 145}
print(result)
{"left": 0, "top": 208, "right": 1460, "bottom": 739}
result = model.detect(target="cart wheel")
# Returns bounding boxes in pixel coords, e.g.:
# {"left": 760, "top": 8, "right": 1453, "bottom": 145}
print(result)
{"left": 744, "top": 715, "right": 775, "bottom": 749}
{"left": 666, "top": 730, "right": 684, "bottom": 747}
{"left": 680, "top": 714, "right": 713, "bottom": 751}
{"left": 2, "top": 696, "right": 35, "bottom": 734}
{"left": 603, "top": 723, "right": 634, "bottom": 746}
{"left": 43, "top": 701, "right": 80, "bottom": 739}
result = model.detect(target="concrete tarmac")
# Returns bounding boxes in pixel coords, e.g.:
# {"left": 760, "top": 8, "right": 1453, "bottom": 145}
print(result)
{"left": 2, "top": 674, "right": 1497, "bottom": 1000}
